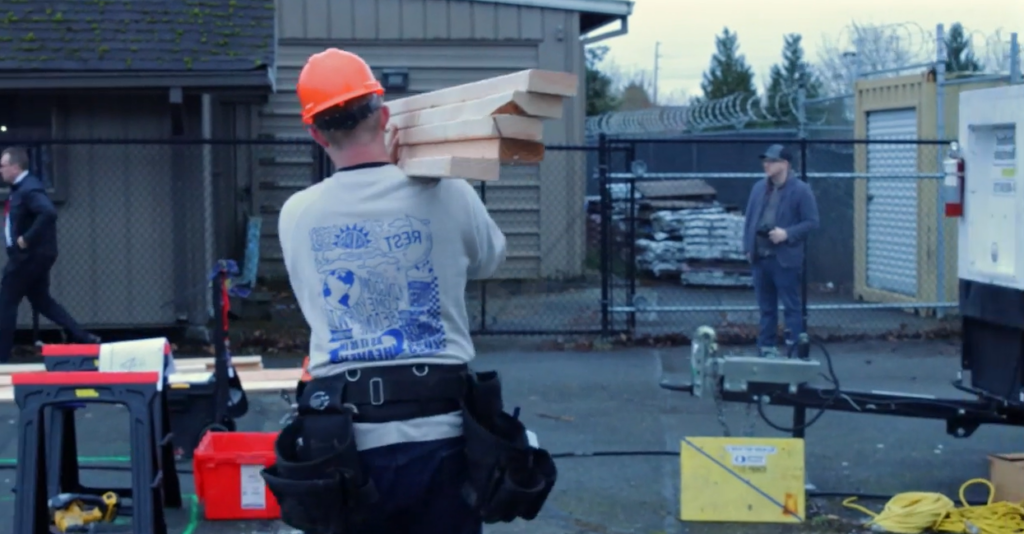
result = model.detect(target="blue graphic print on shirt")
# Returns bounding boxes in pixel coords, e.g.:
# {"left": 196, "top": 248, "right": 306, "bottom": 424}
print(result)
{"left": 309, "top": 216, "right": 446, "bottom": 363}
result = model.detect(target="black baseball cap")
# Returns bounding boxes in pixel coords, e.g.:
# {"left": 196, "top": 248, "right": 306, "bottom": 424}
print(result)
{"left": 759, "top": 144, "right": 792, "bottom": 163}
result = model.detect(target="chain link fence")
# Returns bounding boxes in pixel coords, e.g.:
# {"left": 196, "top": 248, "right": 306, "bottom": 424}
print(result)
{"left": 1, "top": 137, "right": 961, "bottom": 344}
{"left": 601, "top": 136, "right": 959, "bottom": 342}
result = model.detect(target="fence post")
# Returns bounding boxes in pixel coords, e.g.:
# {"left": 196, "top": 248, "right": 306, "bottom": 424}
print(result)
{"left": 625, "top": 141, "right": 637, "bottom": 338}
{"left": 934, "top": 24, "right": 947, "bottom": 318}
{"left": 799, "top": 137, "right": 809, "bottom": 343}
{"left": 598, "top": 133, "right": 611, "bottom": 338}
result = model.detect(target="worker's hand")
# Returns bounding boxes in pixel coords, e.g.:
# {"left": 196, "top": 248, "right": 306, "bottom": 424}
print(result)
{"left": 386, "top": 126, "right": 401, "bottom": 165}
{"left": 768, "top": 227, "right": 787, "bottom": 244}
{"left": 16, "top": 236, "right": 26, "bottom": 249}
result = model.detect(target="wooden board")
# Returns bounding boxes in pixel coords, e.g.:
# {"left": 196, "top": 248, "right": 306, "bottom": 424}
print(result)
{"left": 399, "top": 139, "right": 544, "bottom": 163}
{"left": 0, "top": 366, "right": 302, "bottom": 402}
{"left": 0, "top": 355, "right": 262, "bottom": 376}
{"left": 401, "top": 157, "right": 501, "bottom": 181}
{"left": 385, "top": 69, "right": 578, "bottom": 116}
{"left": 399, "top": 115, "right": 543, "bottom": 146}
{"left": 387, "top": 91, "right": 564, "bottom": 130}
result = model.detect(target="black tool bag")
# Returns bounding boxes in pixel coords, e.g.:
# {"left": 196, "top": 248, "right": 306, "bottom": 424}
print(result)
{"left": 461, "top": 371, "right": 558, "bottom": 523}
{"left": 260, "top": 409, "right": 377, "bottom": 534}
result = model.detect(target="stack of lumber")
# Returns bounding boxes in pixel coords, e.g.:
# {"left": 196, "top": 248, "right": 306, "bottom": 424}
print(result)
{"left": 386, "top": 69, "right": 579, "bottom": 181}
{"left": 0, "top": 354, "right": 305, "bottom": 402}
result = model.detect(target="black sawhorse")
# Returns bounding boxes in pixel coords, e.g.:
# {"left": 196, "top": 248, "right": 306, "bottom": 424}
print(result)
{"left": 37, "top": 342, "right": 179, "bottom": 502}
{"left": 40, "top": 342, "right": 101, "bottom": 497}
{"left": 12, "top": 371, "right": 183, "bottom": 534}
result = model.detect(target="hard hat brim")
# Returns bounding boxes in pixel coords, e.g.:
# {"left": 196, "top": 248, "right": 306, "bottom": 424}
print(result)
{"left": 301, "top": 82, "right": 385, "bottom": 125}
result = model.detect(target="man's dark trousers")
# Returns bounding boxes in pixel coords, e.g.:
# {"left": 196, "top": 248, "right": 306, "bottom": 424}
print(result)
{"left": 0, "top": 251, "right": 90, "bottom": 362}
{"left": 752, "top": 255, "right": 803, "bottom": 350}
{"left": 349, "top": 436, "right": 482, "bottom": 534}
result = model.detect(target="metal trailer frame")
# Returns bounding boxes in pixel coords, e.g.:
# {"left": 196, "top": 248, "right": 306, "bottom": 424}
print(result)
{"left": 660, "top": 326, "right": 1024, "bottom": 440}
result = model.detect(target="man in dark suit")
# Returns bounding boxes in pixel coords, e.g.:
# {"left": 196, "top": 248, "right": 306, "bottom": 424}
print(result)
{"left": 0, "top": 146, "right": 98, "bottom": 362}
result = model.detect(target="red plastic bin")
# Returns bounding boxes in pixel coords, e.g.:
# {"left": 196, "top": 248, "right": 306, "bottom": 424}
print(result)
{"left": 193, "top": 431, "right": 281, "bottom": 520}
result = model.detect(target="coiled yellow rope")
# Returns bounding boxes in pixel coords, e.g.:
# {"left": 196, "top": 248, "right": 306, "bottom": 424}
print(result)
{"left": 842, "top": 479, "right": 1024, "bottom": 534}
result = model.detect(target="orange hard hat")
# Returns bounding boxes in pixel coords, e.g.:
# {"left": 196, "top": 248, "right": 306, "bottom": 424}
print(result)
{"left": 297, "top": 48, "right": 384, "bottom": 125}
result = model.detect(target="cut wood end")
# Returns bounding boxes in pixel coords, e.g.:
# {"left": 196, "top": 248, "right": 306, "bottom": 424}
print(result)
{"left": 400, "top": 156, "right": 501, "bottom": 181}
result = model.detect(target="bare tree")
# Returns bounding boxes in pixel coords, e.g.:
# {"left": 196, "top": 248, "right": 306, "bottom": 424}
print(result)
{"left": 815, "top": 22, "right": 931, "bottom": 96}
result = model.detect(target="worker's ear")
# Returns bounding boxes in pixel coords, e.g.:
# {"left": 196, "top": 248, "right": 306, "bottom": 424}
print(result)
{"left": 379, "top": 105, "right": 391, "bottom": 131}
{"left": 308, "top": 127, "right": 330, "bottom": 149}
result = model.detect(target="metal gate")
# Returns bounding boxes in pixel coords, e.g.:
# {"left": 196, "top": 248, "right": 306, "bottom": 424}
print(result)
{"left": 865, "top": 108, "right": 920, "bottom": 297}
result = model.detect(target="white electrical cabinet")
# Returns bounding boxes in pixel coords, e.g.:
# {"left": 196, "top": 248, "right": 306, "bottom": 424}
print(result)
{"left": 957, "top": 84, "right": 1024, "bottom": 291}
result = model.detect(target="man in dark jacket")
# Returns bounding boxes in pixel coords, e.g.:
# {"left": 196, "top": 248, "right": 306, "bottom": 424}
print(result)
{"left": 0, "top": 146, "right": 98, "bottom": 362}
{"left": 743, "top": 144, "right": 820, "bottom": 357}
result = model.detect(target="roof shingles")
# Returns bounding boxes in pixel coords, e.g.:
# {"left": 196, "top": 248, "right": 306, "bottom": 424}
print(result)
{"left": 0, "top": 0, "right": 275, "bottom": 72}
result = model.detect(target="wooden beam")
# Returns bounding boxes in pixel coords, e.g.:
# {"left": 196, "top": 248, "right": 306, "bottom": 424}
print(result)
{"left": 399, "top": 139, "right": 544, "bottom": 163}
{"left": 400, "top": 116, "right": 543, "bottom": 146}
{"left": 385, "top": 69, "right": 578, "bottom": 116}
{"left": 387, "top": 91, "right": 564, "bottom": 130}
{"left": 400, "top": 157, "right": 501, "bottom": 181}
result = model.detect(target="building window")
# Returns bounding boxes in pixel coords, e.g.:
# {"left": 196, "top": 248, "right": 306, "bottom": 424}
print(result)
{"left": 0, "top": 95, "right": 57, "bottom": 194}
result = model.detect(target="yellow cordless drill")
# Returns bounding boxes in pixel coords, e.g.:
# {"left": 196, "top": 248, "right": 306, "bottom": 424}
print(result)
{"left": 49, "top": 491, "right": 119, "bottom": 533}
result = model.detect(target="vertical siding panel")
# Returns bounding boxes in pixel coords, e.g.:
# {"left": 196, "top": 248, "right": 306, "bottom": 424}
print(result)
{"left": 303, "top": 0, "right": 330, "bottom": 39}
{"left": 277, "top": 0, "right": 306, "bottom": 39}
{"left": 377, "top": 0, "right": 402, "bottom": 39}
{"left": 401, "top": 0, "right": 426, "bottom": 39}
{"left": 329, "top": 0, "right": 355, "bottom": 39}
{"left": 536, "top": 9, "right": 577, "bottom": 278}
{"left": 471, "top": 2, "right": 497, "bottom": 39}
{"left": 423, "top": 0, "right": 449, "bottom": 39}
{"left": 518, "top": 7, "right": 543, "bottom": 40}
{"left": 353, "top": 0, "right": 378, "bottom": 39}
{"left": 495, "top": 5, "right": 520, "bottom": 40}
{"left": 448, "top": 0, "right": 472, "bottom": 39}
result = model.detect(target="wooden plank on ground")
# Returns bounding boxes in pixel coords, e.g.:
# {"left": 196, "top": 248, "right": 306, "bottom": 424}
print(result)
{"left": 399, "top": 115, "right": 543, "bottom": 146}
{"left": 401, "top": 157, "right": 501, "bottom": 181}
{"left": 399, "top": 139, "right": 544, "bottom": 163}
{"left": 385, "top": 69, "right": 578, "bottom": 115}
{"left": 388, "top": 91, "right": 564, "bottom": 129}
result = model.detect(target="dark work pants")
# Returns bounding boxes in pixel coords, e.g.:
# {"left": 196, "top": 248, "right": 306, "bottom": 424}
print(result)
{"left": 0, "top": 252, "right": 89, "bottom": 362}
{"left": 752, "top": 255, "right": 803, "bottom": 350}
{"left": 350, "top": 437, "right": 482, "bottom": 534}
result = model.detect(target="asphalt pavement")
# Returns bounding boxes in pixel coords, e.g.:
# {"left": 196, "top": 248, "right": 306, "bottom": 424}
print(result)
{"left": 0, "top": 339, "right": 1018, "bottom": 534}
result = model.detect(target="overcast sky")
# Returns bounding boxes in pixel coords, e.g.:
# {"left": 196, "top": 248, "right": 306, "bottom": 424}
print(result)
{"left": 600, "top": 0, "right": 1022, "bottom": 103}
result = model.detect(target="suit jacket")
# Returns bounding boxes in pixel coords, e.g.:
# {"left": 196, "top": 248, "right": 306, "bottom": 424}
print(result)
{"left": 6, "top": 174, "right": 58, "bottom": 260}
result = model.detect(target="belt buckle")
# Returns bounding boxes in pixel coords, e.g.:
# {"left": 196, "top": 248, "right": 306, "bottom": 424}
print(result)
{"left": 369, "top": 377, "right": 384, "bottom": 406}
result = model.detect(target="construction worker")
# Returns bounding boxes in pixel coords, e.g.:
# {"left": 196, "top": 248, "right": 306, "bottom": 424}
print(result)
{"left": 260, "top": 49, "right": 556, "bottom": 534}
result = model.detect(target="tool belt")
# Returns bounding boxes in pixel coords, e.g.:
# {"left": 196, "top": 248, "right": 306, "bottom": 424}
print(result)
{"left": 461, "top": 370, "right": 557, "bottom": 523}
{"left": 261, "top": 363, "right": 557, "bottom": 532}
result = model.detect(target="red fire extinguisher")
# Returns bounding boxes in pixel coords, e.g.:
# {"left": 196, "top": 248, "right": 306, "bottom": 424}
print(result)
{"left": 943, "top": 142, "right": 965, "bottom": 218}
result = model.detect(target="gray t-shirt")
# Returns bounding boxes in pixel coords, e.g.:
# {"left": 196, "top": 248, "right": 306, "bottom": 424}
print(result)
{"left": 755, "top": 181, "right": 784, "bottom": 257}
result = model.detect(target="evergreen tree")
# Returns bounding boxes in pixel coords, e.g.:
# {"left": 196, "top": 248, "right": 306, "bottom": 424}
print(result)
{"left": 945, "top": 23, "right": 983, "bottom": 74}
{"left": 765, "top": 33, "right": 823, "bottom": 123}
{"left": 699, "top": 27, "right": 757, "bottom": 101}
{"left": 585, "top": 46, "right": 621, "bottom": 115}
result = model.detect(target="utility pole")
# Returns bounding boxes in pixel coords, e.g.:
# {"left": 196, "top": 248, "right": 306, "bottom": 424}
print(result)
{"left": 653, "top": 41, "right": 661, "bottom": 105}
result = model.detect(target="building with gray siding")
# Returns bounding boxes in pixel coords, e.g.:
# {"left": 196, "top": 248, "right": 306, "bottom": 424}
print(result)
{"left": 0, "top": 0, "right": 631, "bottom": 331}
{"left": 258, "top": 0, "right": 633, "bottom": 281}
{"left": 0, "top": 0, "right": 276, "bottom": 329}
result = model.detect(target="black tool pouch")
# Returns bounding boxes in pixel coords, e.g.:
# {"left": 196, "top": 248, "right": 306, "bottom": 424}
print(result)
{"left": 260, "top": 411, "right": 377, "bottom": 534}
{"left": 461, "top": 372, "right": 558, "bottom": 524}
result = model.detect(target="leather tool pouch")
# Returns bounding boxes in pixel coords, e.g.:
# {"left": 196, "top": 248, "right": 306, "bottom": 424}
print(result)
{"left": 461, "top": 371, "right": 558, "bottom": 523}
{"left": 260, "top": 410, "right": 377, "bottom": 534}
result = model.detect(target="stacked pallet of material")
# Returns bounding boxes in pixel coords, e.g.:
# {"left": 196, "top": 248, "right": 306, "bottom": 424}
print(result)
{"left": 386, "top": 69, "right": 578, "bottom": 181}
{"left": 630, "top": 179, "right": 717, "bottom": 278}
{"left": 679, "top": 206, "right": 752, "bottom": 287}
